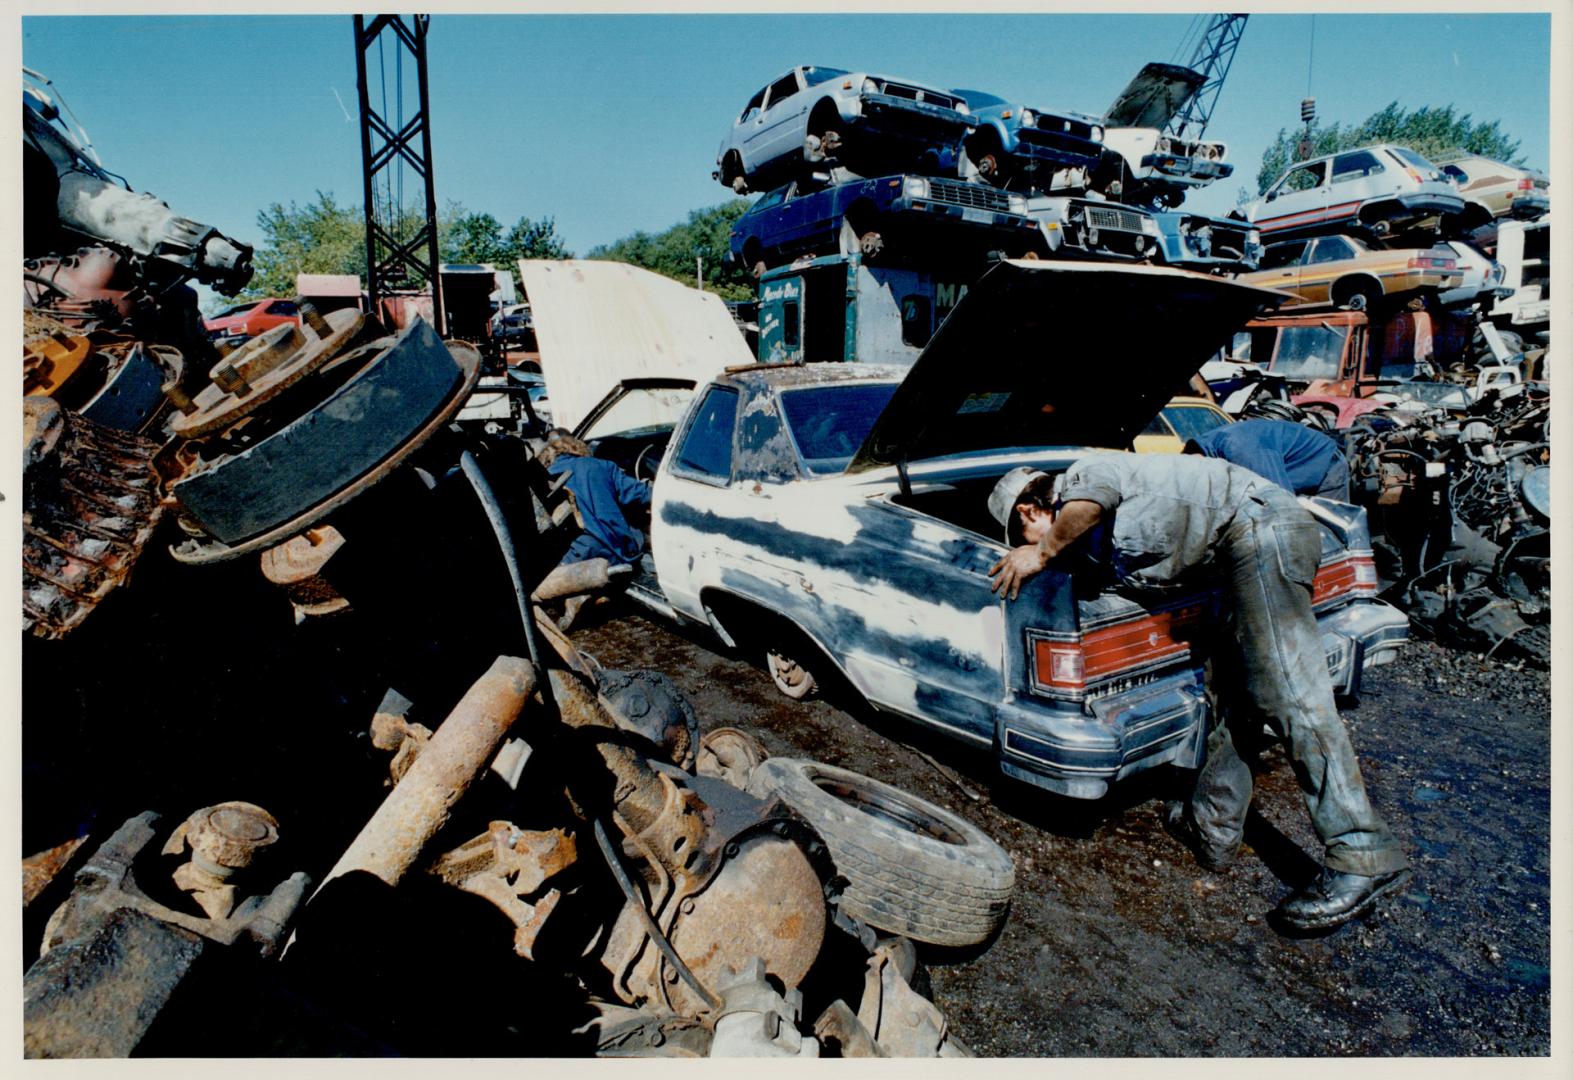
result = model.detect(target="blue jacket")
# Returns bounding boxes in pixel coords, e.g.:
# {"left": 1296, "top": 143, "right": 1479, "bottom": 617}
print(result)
{"left": 547, "top": 455, "right": 653, "bottom": 563}
{"left": 1188, "top": 419, "right": 1340, "bottom": 496}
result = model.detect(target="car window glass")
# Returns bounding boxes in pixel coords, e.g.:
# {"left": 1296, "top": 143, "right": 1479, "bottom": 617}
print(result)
{"left": 1308, "top": 237, "right": 1355, "bottom": 264}
{"left": 802, "top": 66, "right": 849, "bottom": 87}
{"left": 675, "top": 386, "right": 739, "bottom": 480}
{"left": 1331, "top": 150, "right": 1385, "bottom": 183}
{"left": 780, "top": 383, "right": 900, "bottom": 475}
{"left": 1260, "top": 242, "right": 1307, "bottom": 270}
{"left": 268, "top": 300, "right": 298, "bottom": 315}
{"left": 900, "top": 295, "right": 932, "bottom": 347}
{"left": 740, "top": 87, "right": 766, "bottom": 121}
{"left": 1139, "top": 413, "right": 1173, "bottom": 436}
{"left": 1388, "top": 147, "right": 1443, "bottom": 180}
{"left": 1442, "top": 163, "right": 1469, "bottom": 183}
{"left": 1278, "top": 162, "right": 1325, "bottom": 193}
{"left": 782, "top": 301, "right": 800, "bottom": 348}
{"left": 1162, "top": 405, "right": 1230, "bottom": 443}
{"left": 1272, "top": 324, "right": 1347, "bottom": 380}
{"left": 765, "top": 73, "right": 800, "bottom": 110}
{"left": 581, "top": 387, "right": 695, "bottom": 442}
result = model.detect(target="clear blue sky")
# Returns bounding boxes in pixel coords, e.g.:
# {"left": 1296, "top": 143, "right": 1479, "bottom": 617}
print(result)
{"left": 22, "top": 12, "right": 1552, "bottom": 273}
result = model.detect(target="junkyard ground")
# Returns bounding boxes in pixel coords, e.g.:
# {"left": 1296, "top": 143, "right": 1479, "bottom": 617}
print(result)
{"left": 574, "top": 607, "right": 1551, "bottom": 1057}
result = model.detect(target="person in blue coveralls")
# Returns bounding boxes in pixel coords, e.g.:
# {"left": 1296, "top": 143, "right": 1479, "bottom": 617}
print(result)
{"left": 538, "top": 431, "right": 652, "bottom": 628}
{"left": 1185, "top": 418, "right": 1349, "bottom": 501}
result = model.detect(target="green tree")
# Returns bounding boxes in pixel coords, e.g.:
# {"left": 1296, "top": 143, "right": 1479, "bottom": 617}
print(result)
{"left": 245, "top": 190, "right": 366, "bottom": 299}
{"left": 1253, "top": 102, "right": 1526, "bottom": 194}
{"left": 443, "top": 209, "right": 510, "bottom": 265}
{"left": 587, "top": 200, "right": 755, "bottom": 301}
{"left": 506, "top": 215, "right": 572, "bottom": 261}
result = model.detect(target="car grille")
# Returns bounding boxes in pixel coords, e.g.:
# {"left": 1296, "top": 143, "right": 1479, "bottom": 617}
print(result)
{"left": 928, "top": 178, "right": 1012, "bottom": 212}
{"left": 872, "top": 81, "right": 961, "bottom": 112}
{"left": 1023, "top": 114, "right": 1097, "bottom": 141}
{"left": 1086, "top": 206, "right": 1149, "bottom": 233}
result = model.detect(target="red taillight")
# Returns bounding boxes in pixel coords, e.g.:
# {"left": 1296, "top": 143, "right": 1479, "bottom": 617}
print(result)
{"left": 1033, "top": 642, "right": 1086, "bottom": 690}
{"left": 1519, "top": 178, "right": 1535, "bottom": 190}
{"left": 1408, "top": 256, "right": 1456, "bottom": 271}
{"left": 1312, "top": 555, "right": 1379, "bottom": 606}
{"left": 1031, "top": 600, "right": 1208, "bottom": 697}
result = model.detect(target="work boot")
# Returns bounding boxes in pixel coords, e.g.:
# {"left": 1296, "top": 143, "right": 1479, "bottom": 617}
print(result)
{"left": 1160, "top": 801, "right": 1239, "bottom": 872}
{"left": 1272, "top": 866, "right": 1411, "bottom": 932}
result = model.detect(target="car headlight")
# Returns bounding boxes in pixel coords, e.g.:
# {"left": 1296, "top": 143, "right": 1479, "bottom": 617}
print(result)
{"left": 862, "top": 78, "right": 880, "bottom": 96}
{"left": 1019, "top": 109, "right": 1036, "bottom": 128}
{"left": 1247, "top": 229, "right": 1261, "bottom": 247}
{"left": 904, "top": 176, "right": 930, "bottom": 199}
{"left": 1007, "top": 193, "right": 1027, "bottom": 214}
{"left": 1142, "top": 216, "right": 1160, "bottom": 235}
{"left": 1092, "top": 125, "right": 1104, "bottom": 142}
{"left": 955, "top": 102, "right": 970, "bottom": 116}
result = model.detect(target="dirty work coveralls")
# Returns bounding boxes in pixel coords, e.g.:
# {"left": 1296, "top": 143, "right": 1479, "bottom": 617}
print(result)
{"left": 1059, "top": 452, "right": 1406, "bottom": 876}
{"left": 547, "top": 455, "right": 652, "bottom": 565}
{"left": 1189, "top": 419, "right": 1350, "bottom": 502}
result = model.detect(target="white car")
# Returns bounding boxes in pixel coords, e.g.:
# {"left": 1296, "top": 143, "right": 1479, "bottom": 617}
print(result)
{"left": 1091, "top": 62, "right": 1231, "bottom": 208}
{"left": 714, "top": 65, "right": 974, "bottom": 194}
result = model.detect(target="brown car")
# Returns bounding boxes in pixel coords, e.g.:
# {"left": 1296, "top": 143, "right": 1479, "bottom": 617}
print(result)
{"left": 1239, "top": 233, "right": 1460, "bottom": 312}
{"left": 1438, "top": 153, "right": 1550, "bottom": 220}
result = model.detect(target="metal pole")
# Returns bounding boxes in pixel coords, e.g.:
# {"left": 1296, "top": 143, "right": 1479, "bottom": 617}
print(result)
{"left": 353, "top": 15, "right": 380, "bottom": 322}
{"left": 413, "top": 14, "right": 444, "bottom": 337}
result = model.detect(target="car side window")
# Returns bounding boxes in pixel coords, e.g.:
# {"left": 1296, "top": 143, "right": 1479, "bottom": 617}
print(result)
{"left": 1442, "top": 163, "right": 1469, "bottom": 183}
{"left": 764, "top": 73, "right": 801, "bottom": 110}
{"left": 674, "top": 386, "right": 740, "bottom": 482}
{"left": 1276, "top": 162, "right": 1326, "bottom": 195}
{"left": 268, "top": 300, "right": 298, "bottom": 315}
{"left": 1331, "top": 150, "right": 1385, "bottom": 184}
{"left": 740, "top": 87, "right": 766, "bottom": 122}
{"left": 1260, "top": 241, "right": 1307, "bottom": 270}
{"left": 1307, "top": 237, "right": 1354, "bottom": 264}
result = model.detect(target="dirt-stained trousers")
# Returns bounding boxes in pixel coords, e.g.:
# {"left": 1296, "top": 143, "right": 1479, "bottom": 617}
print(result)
{"left": 1188, "top": 486, "right": 1408, "bottom": 877}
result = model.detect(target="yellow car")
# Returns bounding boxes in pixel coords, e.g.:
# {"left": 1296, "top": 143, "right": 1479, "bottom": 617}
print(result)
{"left": 1133, "top": 397, "right": 1232, "bottom": 453}
{"left": 1239, "top": 234, "right": 1460, "bottom": 313}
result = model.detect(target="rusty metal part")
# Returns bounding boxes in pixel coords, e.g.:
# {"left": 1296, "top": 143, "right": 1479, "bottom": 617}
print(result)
{"left": 596, "top": 669, "right": 700, "bottom": 771}
{"left": 429, "top": 821, "right": 578, "bottom": 959}
{"left": 852, "top": 939, "right": 969, "bottom": 1057}
{"left": 39, "top": 812, "right": 308, "bottom": 961}
{"left": 22, "top": 834, "right": 89, "bottom": 907}
{"left": 22, "top": 397, "right": 165, "bottom": 640}
{"left": 709, "top": 957, "right": 820, "bottom": 1058}
{"left": 259, "top": 525, "right": 352, "bottom": 623}
{"left": 813, "top": 1000, "right": 885, "bottom": 1057}
{"left": 23, "top": 246, "right": 149, "bottom": 328}
{"left": 25, "top": 907, "right": 205, "bottom": 1059}
{"left": 170, "top": 308, "right": 370, "bottom": 438}
{"left": 696, "top": 727, "right": 769, "bottom": 791}
{"left": 166, "top": 334, "right": 481, "bottom": 564}
{"left": 588, "top": 1004, "right": 713, "bottom": 1057}
{"left": 161, "top": 802, "right": 281, "bottom": 921}
{"left": 532, "top": 557, "right": 628, "bottom": 602}
{"left": 22, "top": 314, "right": 92, "bottom": 396}
{"left": 321, "top": 655, "right": 536, "bottom": 889}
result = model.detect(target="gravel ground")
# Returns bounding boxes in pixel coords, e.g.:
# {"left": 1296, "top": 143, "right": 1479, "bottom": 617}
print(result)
{"left": 573, "top": 611, "right": 1552, "bottom": 1057}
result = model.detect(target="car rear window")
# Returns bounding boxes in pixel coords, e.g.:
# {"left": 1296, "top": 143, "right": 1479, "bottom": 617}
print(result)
{"left": 803, "top": 66, "right": 849, "bottom": 87}
{"left": 1388, "top": 147, "right": 1443, "bottom": 180}
{"left": 780, "top": 383, "right": 900, "bottom": 475}
{"left": 1161, "top": 404, "right": 1230, "bottom": 443}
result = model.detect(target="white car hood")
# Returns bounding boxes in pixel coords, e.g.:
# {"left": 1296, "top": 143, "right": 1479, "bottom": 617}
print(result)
{"left": 1103, "top": 62, "right": 1205, "bottom": 129}
{"left": 517, "top": 259, "right": 754, "bottom": 432}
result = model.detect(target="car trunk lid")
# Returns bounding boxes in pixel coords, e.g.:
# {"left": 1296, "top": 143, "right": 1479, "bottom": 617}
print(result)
{"left": 1103, "top": 62, "right": 1206, "bottom": 129}
{"left": 518, "top": 259, "right": 754, "bottom": 432}
{"left": 846, "top": 260, "right": 1283, "bottom": 474}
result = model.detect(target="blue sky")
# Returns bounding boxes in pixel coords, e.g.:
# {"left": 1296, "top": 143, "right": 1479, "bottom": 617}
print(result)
{"left": 22, "top": 12, "right": 1552, "bottom": 276}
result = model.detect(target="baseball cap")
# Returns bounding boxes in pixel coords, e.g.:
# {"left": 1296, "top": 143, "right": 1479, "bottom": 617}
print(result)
{"left": 988, "top": 467, "right": 1047, "bottom": 541}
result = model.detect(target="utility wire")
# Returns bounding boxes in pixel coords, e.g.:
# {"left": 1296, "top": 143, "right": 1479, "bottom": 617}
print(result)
{"left": 1305, "top": 14, "right": 1317, "bottom": 98}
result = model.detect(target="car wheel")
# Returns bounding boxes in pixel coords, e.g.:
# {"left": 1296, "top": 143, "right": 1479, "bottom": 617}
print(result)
{"left": 857, "top": 230, "right": 884, "bottom": 260}
{"left": 1334, "top": 279, "right": 1381, "bottom": 313}
{"left": 745, "top": 758, "right": 1016, "bottom": 948}
{"left": 976, "top": 152, "right": 1001, "bottom": 181}
{"left": 731, "top": 174, "right": 750, "bottom": 195}
{"left": 765, "top": 647, "right": 818, "bottom": 700}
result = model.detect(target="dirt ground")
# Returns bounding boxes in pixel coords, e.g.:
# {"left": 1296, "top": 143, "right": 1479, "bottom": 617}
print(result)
{"left": 573, "top": 608, "right": 1552, "bottom": 1057}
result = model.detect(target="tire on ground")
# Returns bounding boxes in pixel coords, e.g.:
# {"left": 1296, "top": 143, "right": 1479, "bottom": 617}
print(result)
{"left": 746, "top": 757, "right": 1015, "bottom": 947}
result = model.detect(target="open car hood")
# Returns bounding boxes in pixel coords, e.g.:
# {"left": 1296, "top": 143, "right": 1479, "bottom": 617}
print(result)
{"left": 1103, "top": 62, "right": 1205, "bottom": 129}
{"left": 517, "top": 259, "right": 754, "bottom": 432}
{"left": 847, "top": 261, "right": 1284, "bottom": 474}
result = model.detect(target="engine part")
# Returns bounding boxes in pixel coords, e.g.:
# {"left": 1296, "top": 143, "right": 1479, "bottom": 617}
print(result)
{"left": 167, "top": 321, "right": 481, "bottom": 561}
{"left": 22, "top": 311, "right": 92, "bottom": 395}
{"left": 259, "top": 525, "right": 352, "bottom": 624}
{"left": 708, "top": 957, "right": 820, "bottom": 1058}
{"left": 161, "top": 802, "right": 281, "bottom": 921}
{"left": 22, "top": 397, "right": 165, "bottom": 640}
{"left": 320, "top": 655, "right": 536, "bottom": 890}
{"left": 429, "top": 821, "right": 578, "bottom": 960}
{"left": 696, "top": 727, "right": 769, "bottom": 791}
{"left": 747, "top": 758, "right": 1015, "bottom": 948}
{"left": 595, "top": 668, "right": 701, "bottom": 771}
{"left": 77, "top": 340, "right": 175, "bottom": 433}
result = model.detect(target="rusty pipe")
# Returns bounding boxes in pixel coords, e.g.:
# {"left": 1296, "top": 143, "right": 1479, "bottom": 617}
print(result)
{"left": 321, "top": 656, "right": 536, "bottom": 888}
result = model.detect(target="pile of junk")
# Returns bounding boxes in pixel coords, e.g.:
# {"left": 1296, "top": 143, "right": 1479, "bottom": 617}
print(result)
{"left": 20, "top": 72, "right": 1012, "bottom": 1058}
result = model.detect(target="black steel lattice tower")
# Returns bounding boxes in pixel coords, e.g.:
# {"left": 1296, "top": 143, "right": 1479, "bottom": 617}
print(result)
{"left": 354, "top": 14, "right": 443, "bottom": 334}
{"left": 1165, "top": 14, "right": 1249, "bottom": 143}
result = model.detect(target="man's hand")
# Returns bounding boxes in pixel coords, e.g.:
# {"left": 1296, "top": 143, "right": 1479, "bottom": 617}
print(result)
{"left": 990, "top": 544, "right": 1050, "bottom": 601}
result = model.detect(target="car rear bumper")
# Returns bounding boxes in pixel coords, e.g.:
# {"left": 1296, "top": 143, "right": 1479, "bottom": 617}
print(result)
{"left": 1509, "top": 192, "right": 1550, "bottom": 218}
{"left": 859, "top": 94, "right": 974, "bottom": 146}
{"left": 1006, "top": 128, "right": 1103, "bottom": 170}
{"left": 1318, "top": 598, "right": 1410, "bottom": 697}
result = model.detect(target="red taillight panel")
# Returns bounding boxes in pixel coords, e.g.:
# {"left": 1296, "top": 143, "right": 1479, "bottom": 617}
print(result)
{"left": 1031, "top": 600, "right": 1210, "bottom": 695}
{"left": 1313, "top": 554, "right": 1379, "bottom": 606}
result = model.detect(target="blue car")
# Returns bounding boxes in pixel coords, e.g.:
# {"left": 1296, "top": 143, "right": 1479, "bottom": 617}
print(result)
{"left": 1150, "top": 210, "right": 1264, "bottom": 273}
{"left": 955, "top": 89, "right": 1105, "bottom": 187}
{"left": 728, "top": 174, "right": 1039, "bottom": 276}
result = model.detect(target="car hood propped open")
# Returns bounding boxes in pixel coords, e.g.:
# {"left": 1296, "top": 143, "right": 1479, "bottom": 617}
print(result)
{"left": 1103, "top": 62, "right": 1206, "bottom": 129}
{"left": 518, "top": 259, "right": 754, "bottom": 433}
{"left": 847, "top": 260, "right": 1284, "bottom": 473}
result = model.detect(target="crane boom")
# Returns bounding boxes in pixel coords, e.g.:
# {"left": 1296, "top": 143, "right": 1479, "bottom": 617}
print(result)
{"left": 1165, "top": 13, "right": 1248, "bottom": 142}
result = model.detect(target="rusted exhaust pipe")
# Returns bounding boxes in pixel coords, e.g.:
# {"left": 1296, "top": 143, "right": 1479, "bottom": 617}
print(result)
{"left": 321, "top": 656, "right": 536, "bottom": 888}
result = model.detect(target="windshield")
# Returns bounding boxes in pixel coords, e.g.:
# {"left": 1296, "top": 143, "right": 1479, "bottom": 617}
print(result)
{"left": 780, "top": 383, "right": 900, "bottom": 475}
{"left": 956, "top": 89, "right": 1007, "bottom": 109}
{"left": 1272, "top": 324, "right": 1347, "bottom": 381}
{"left": 1392, "top": 381, "right": 1471, "bottom": 409}
{"left": 1161, "top": 404, "right": 1230, "bottom": 443}
{"left": 210, "top": 301, "right": 259, "bottom": 320}
{"left": 803, "top": 66, "right": 849, "bottom": 87}
{"left": 580, "top": 386, "right": 694, "bottom": 441}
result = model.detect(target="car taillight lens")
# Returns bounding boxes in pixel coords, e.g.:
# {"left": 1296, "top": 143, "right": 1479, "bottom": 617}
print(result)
{"left": 1518, "top": 178, "right": 1534, "bottom": 190}
{"left": 1352, "top": 557, "right": 1379, "bottom": 593}
{"left": 1034, "top": 641, "right": 1086, "bottom": 689}
{"left": 1408, "top": 256, "right": 1455, "bottom": 270}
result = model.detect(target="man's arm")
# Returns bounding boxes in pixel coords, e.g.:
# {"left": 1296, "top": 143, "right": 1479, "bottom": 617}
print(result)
{"left": 988, "top": 499, "right": 1105, "bottom": 601}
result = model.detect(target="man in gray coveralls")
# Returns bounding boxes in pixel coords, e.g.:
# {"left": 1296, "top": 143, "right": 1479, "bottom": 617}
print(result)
{"left": 987, "top": 451, "right": 1408, "bottom": 932}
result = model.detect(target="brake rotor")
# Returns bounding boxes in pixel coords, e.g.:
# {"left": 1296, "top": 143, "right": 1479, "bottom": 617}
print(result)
{"left": 170, "top": 308, "right": 370, "bottom": 438}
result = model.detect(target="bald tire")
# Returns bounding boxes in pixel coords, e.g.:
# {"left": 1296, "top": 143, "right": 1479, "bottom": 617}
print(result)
{"left": 746, "top": 758, "right": 1015, "bottom": 947}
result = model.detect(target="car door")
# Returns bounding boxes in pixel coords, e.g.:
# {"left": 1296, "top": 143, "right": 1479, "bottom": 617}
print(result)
{"left": 1326, "top": 149, "right": 1389, "bottom": 224}
{"left": 734, "top": 85, "right": 768, "bottom": 169}
{"left": 1252, "top": 239, "right": 1310, "bottom": 299}
{"left": 756, "top": 70, "right": 809, "bottom": 166}
{"left": 1257, "top": 159, "right": 1329, "bottom": 234}
{"left": 1297, "top": 235, "right": 1359, "bottom": 307}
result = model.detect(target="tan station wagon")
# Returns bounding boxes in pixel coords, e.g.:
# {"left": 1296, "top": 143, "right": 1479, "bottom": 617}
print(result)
{"left": 1239, "top": 234, "right": 1460, "bottom": 313}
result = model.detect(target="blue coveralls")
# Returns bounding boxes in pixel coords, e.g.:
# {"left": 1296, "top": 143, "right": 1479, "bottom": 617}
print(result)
{"left": 1059, "top": 452, "right": 1406, "bottom": 877}
{"left": 547, "top": 456, "right": 653, "bottom": 565}
{"left": 1189, "top": 419, "right": 1350, "bottom": 502}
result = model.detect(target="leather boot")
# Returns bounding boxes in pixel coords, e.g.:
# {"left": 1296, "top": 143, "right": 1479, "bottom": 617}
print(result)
{"left": 1273, "top": 866, "right": 1411, "bottom": 932}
